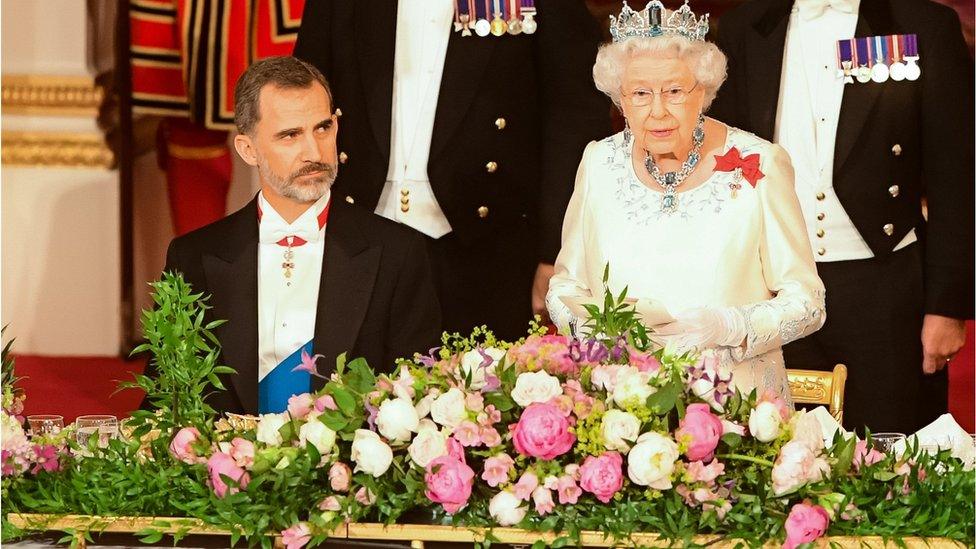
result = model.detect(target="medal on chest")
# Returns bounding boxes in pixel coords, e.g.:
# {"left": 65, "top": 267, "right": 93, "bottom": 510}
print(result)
{"left": 870, "top": 35, "right": 890, "bottom": 83}
{"left": 903, "top": 33, "right": 921, "bottom": 81}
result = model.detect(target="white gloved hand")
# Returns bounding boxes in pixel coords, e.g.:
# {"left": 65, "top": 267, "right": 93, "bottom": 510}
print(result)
{"left": 652, "top": 306, "right": 747, "bottom": 353}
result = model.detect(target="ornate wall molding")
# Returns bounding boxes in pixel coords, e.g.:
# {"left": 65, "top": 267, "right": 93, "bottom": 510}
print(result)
{"left": 1, "top": 74, "right": 104, "bottom": 116}
{"left": 1, "top": 131, "right": 114, "bottom": 168}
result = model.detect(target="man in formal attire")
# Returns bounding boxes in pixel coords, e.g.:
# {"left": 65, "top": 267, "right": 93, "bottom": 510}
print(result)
{"left": 163, "top": 56, "right": 441, "bottom": 415}
{"left": 293, "top": 0, "right": 611, "bottom": 340}
{"left": 712, "top": 0, "right": 974, "bottom": 433}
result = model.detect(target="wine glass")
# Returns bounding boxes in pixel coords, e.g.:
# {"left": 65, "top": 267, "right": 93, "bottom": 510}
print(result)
{"left": 870, "top": 432, "right": 907, "bottom": 454}
{"left": 27, "top": 415, "right": 64, "bottom": 437}
{"left": 74, "top": 415, "right": 119, "bottom": 449}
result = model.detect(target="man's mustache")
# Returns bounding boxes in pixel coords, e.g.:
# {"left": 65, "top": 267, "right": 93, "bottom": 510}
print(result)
{"left": 291, "top": 162, "right": 336, "bottom": 180}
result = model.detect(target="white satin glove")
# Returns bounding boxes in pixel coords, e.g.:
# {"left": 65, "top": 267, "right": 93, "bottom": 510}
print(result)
{"left": 652, "top": 306, "right": 747, "bottom": 354}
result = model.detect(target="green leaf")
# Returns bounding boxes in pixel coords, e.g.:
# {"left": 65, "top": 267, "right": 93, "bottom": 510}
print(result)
{"left": 328, "top": 386, "right": 357, "bottom": 416}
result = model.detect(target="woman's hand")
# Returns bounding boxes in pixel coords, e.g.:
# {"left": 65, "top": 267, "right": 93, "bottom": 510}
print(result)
{"left": 653, "top": 306, "right": 746, "bottom": 353}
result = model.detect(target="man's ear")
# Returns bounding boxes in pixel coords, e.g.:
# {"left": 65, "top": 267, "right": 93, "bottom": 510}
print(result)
{"left": 233, "top": 133, "right": 259, "bottom": 167}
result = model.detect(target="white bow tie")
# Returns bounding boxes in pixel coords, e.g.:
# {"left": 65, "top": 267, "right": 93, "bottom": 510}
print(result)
{"left": 260, "top": 224, "right": 320, "bottom": 246}
{"left": 794, "top": 0, "right": 856, "bottom": 20}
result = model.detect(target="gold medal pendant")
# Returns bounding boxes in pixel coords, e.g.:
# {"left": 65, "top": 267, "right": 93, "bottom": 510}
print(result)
{"left": 507, "top": 17, "right": 522, "bottom": 35}
{"left": 490, "top": 13, "right": 507, "bottom": 36}
{"left": 282, "top": 247, "right": 295, "bottom": 279}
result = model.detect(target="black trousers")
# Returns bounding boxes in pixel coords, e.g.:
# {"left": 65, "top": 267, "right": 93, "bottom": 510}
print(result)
{"left": 425, "top": 220, "right": 537, "bottom": 342}
{"left": 783, "top": 243, "right": 948, "bottom": 435}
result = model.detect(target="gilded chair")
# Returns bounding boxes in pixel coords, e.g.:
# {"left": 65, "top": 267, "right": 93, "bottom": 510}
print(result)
{"left": 786, "top": 364, "right": 848, "bottom": 424}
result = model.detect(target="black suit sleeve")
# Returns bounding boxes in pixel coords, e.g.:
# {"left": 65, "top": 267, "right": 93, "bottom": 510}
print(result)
{"left": 919, "top": 5, "right": 974, "bottom": 319}
{"left": 293, "top": 0, "right": 332, "bottom": 79}
{"left": 535, "top": 0, "right": 612, "bottom": 264}
{"left": 384, "top": 232, "right": 442, "bottom": 369}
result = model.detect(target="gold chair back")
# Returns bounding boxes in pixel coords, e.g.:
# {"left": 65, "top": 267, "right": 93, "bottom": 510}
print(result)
{"left": 786, "top": 364, "right": 847, "bottom": 424}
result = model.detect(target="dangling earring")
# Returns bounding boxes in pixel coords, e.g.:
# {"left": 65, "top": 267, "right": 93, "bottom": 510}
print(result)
{"left": 623, "top": 120, "right": 632, "bottom": 145}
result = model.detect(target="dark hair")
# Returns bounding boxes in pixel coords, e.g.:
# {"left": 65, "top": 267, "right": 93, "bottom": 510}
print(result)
{"left": 233, "top": 56, "right": 333, "bottom": 135}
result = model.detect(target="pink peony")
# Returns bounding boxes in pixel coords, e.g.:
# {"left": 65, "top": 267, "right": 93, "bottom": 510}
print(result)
{"left": 329, "top": 462, "right": 352, "bottom": 492}
{"left": 169, "top": 427, "right": 203, "bottom": 464}
{"left": 228, "top": 437, "right": 255, "bottom": 469}
{"left": 685, "top": 460, "right": 725, "bottom": 485}
{"left": 852, "top": 440, "right": 884, "bottom": 471}
{"left": 532, "top": 486, "right": 555, "bottom": 515}
{"left": 315, "top": 394, "right": 337, "bottom": 412}
{"left": 281, "top": 522, "right": 311, "bottom": 549}
{"left": 513, "top": 471, "right": 540, "bottom": 501}
{"left": 482, "top": 453, "right": 515, "bottom": 487}
{"left": 590, "top": 364, "right": 623, "bottom": 393}
{"left": 207, "top": 452, "right": 250, "bottom": 498}
{"left": 425, "top": 456, "right": 476, "bottom": 514}
{"left": 287, "top": 393, "right": 315, "bottom": 419}
{"left": 556, "top": 474, "right": 582, "bottom": 504}
{"left": 454, "top": 421, "right": 482, "bottom": 447}
{"left": 511, "top": 403, "right": 575, "bottom": 460}
{"left": 675, "top": 404, "right": 723, "bottom": 462}
{"left": 446, "top": 437, "right": 466, "bottom": 463}
{"left": 772, "top": 441, "right": 830, "bottom": 495}
{"left": 784, "top": 502, "right": 830, "bottom": 549}
{"left": 578, "top": 452, "right": 624, "bottom": 503}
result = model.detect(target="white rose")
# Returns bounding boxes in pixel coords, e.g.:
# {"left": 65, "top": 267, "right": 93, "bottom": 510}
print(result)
{"left": 460, "top": 348, "right": 505, "bottom": 390}
{"left": 256, "top": 413, "right": 288, "bottom": 446}
{"left": 748, "top": 401, "right": 783, "bottom": 442}
{"left": 376, "top": 397, "right": 420, "bottom": 443}
{"left": 488, "top": 490, "right": 527, "bottom": 526}
{"left": 611, "top": 366, "right": 656, "bottom": 408}
{"left": 511, "top": 370, "right": 562, "bottom": 407}
{"left": 627, "top": 432, "right": 680, "bottom": 490}
{"left": 408, "top": 420, "right": 449, "bottom": 468}
{"left": 601, "top": 409, "right": 641, "bottom": 453}
{"left": 351, "top": 429, "right": 393, "bottom": 477}
{"left": 430, "top": 387, "right": 468, "bottom": 428}
{"left": 299, "top": 418, "right": 337, "bottom": 455}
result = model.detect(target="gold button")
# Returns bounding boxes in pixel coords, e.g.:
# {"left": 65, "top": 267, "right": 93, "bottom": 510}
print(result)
{"left": 817, "top": 248, "right": 826, "bottom": 256}
{"left": 817, "top": 212, "right": 825, "bottom": 221}
{"left": 883, "top": 223, "right": 894, "bottom": 236}
{"left": 401, "top": 204, "right": 410, "bottom": 213}
{"left": 338, "top": 152, "right": 348, "bottom": 164}
{"left": 495, "top": 117, "right": 507, "bottom": 130}
{"left": 477, "top": 206, "right": 489, "bottom": 218}
{"left": 335, "top": 108, "right": 343, "bottom": 117}
{"left": 400, "top": 188, "right": 410, "bottom": 196}
{"left": 345, "top": 195, "right": 355, "bottom": 204}
{"left": 486, "top": 161, "right": 498, "bottom": 174}
{"left": 888, "top": 185, "right": 900, "bottom": 197}
{"left": 891, "top": 144, "right": 902, "bottom": 156}
{"left": 400, "top": 197, "right": 410, "bottom": 205}
{"left": 816, "top": 229, "right": 825, "bottom": 238}
{"left": 816, "top": 192, "right": 826, "bottom": 201}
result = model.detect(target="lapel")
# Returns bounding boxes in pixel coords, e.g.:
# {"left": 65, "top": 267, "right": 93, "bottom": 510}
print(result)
{"left": 748, "top": 0, "right": 792, "bottom": 139}
{"left": 202, "top": 196, "right": 260, "bottom": 414}
{"left": 354, "top": 0, "right": 397, "bottom": 163}
{"left": 311, "top": 201, "right": 381, "bottom": 391}
{"left": 833, "top": 0, "right": 894, "bottom": 175}
{"left": 428, "top": 20, "right": 498, "bottom": 162}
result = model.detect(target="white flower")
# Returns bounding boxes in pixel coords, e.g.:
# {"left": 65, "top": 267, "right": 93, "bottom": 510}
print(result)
{"left": 256, "top": 413, "right": 288, "bottom": 446}
{"left": 627, "top": 432, "right": 680, "bottom": 489}
{"left": 299, "top": 418, "right": 337, "bottom": 456}
{"left": 601, "top": 409, "right": 641, "bottom": 453}
{"left": 376, "top": 397, "right": 420, "bottom": 443}
{"left": 415, "top": 389, "right": 440, "bottom": 419}
{"left": 408, "top": 419, "right": 449, "bottom": 468}
{"left": 511, "top": 370, "right": 562, "bottom": 407}
{"left": 430, "top": 387, "right": 468, "bottom": 428}
{"left": 488, "top": 490, "right": 527, "bottom": 526}
{"left": 611, "top": 366, "right": 657, "bottom": 408}
{"left": 460, "top": 348, "right": 505, "bottom": 390}
{"left": 350, "top": 429, "right": 393, "bottom": 477}
{"left": 749, "top": 401, "right": 784, "bottom": 442}
{"left": 790, "top": 410, "right": 826, "bottom": 451}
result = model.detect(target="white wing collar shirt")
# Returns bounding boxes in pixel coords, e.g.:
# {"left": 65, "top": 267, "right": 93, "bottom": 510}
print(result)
{"left": 374, "top": 0, "right": 454, "bottom": 238}
{"left": 774, "top": 0, "right": 915, "bottom": 261}
{"left": 256, "top": 190, "right": 330, "bottom": 413}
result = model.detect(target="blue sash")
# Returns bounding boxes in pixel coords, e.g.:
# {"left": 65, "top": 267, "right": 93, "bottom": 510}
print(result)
{"left": 258, "top": 340, "right": 313, "bottom": 414}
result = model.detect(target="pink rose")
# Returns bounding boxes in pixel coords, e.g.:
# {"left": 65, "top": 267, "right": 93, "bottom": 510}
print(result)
{"left": 425, "top": 456, "right": 476, "bottom": 514}
{"left": 480, "top": 427, "right": 502, "bottom": 448}
{"left": 784, "top": 502, "right": 830, "bottom": 549}
{"left": 287, "top": 393, "right": 315, "bottom": 419}
{"left": 228, "top": 437, "right": 254, "bottom": 469}
{"left": 578, "top": 452, "right": 624, "bottom": 503}
{"left": 512, "top": 403, "right": 575, "bottom": 460}
{"left": 454, "top": 421, "right": 482, "bottom": 447}
{"left": 315, "top": 395, "right": 337, "bottom": 412}
{"left": 329, "top": 462, "right": 352, "bottom": 492}
{"left": 482, "top": 453, "right": 515, "bottom": 487}
{"left": 685, "top": 460, "right": 725, "bottom": 485}
{"left": 513, "top": 471, "right": 539, "bottom": 501}
{"left": 556, "top": 474, "right": 582, "bottom": 504}
{"left": 532, "top": 486, "right": 555, "bottom": 515}
{"left": 169, "top": 427, "right": 203, "bottom": 465}
{"left": 207, "top": 452, "right": 250, "bottom": 498}
{"left": 852, "top": 440, "right": 884, "bottom": 471}
{"left": 318, "top": 496, "right": 342, "bottom": 511}
{"left": 675, "top": 404, "right": 723, "bottom": 462}
{"left": 281, "top": 522, "right": 311, "bottom": 549}
{"left": 355, "top": 486, "right": 376, "bottom": 505}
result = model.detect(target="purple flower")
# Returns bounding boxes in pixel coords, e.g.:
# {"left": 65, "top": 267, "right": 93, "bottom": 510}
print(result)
{"left": 567, "top": 338, "right": 609, "bottom": 365}
{"left": 31, "top": 444, "right": 61, "bottom": 474}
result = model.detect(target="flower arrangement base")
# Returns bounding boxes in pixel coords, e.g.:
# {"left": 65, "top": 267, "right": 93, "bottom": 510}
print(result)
{"left": 7, "top": 514, "right": 965, "bottom": 548}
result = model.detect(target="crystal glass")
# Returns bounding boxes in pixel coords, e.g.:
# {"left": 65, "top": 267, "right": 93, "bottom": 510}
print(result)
{"left": 871, "top": 432, "right": 907, "bottom": 454}
{"left": 27, "top": 415, "right": 64, "bottom": 437}
{"left": 75, "top": 415, "right": 119, "bottom": 449}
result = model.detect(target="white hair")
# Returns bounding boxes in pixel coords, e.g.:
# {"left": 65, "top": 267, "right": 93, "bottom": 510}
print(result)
{"left": 592, "top": 35, "right": 727, "bottom": 111}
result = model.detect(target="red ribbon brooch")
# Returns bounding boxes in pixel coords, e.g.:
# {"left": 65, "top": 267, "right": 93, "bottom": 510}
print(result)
{"left": 714, "top": 147, "right": 764, "bottom": 187}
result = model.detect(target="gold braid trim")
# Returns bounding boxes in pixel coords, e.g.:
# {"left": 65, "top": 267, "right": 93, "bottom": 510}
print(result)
{"left": 1, "top": 132, "right": 114, "bottom": 169}
{"left": 1, "top": 75, "right": 103, "bottom": 116}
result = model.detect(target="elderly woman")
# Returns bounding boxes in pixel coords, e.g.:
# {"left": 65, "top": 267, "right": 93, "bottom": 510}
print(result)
{"left": 546, "top": 1, "right": 826, "bottom": 399}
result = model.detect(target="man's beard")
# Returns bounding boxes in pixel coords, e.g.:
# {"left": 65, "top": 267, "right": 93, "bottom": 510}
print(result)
{"left": 258, "top": 157, "right": 337, "bottom": 202}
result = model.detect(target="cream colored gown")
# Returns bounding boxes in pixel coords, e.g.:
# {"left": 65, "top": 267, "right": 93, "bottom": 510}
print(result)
{"left": 546, "top": 125, "right": 826, "bottom": 399}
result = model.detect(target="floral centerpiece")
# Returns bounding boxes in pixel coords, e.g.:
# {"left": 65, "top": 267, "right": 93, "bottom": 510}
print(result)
{"left": 2, "top": 274, "right": 974, "bottom": 548}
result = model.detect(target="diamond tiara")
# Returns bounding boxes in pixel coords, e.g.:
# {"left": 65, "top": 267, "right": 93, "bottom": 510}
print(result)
{"left": 609, "top": 0, "right": 710, "bottom": 43}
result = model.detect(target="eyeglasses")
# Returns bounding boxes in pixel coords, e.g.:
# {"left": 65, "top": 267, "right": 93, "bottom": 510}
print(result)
{"left": 623, "top": 81, "right": 700, "bottom": 107}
